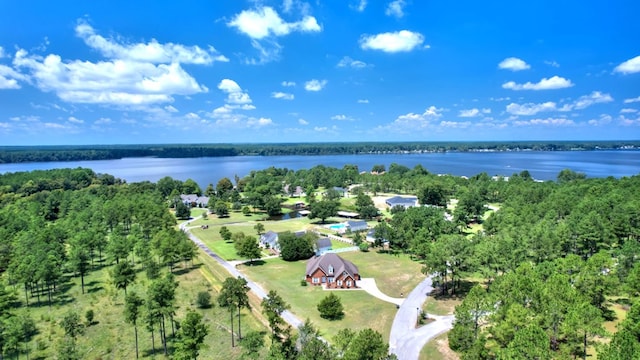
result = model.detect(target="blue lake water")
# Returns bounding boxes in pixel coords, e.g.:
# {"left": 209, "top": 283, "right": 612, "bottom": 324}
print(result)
{"left": 0, "top": 151, "right": 638, "bottom": 187}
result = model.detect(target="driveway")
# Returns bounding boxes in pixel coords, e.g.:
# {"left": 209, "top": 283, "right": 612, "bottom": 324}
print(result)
{"left": 388, "top": 276, "right": 454, "bottom": 360}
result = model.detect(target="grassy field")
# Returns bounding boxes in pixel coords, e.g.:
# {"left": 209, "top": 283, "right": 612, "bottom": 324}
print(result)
{"left": 420, "top": 332, "right": 459, "bottom": 360}
{"left": 238, "top": 250, "right": 424, "bottom": 342}
{"left": 422, "top": 296, "right": 460, "bottom": 316}
{"left": 12, "top": 254, "right": 268, "bottom": 360}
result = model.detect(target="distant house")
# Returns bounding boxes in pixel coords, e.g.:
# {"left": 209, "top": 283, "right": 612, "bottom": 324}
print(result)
{"left": 306, "top": 253, "right": 360, "bottom": 289}
{"left": 315, "top": 237, "right": 333, "bottom": 256}
{"left": 260, "top": 231, "right": 280, "bottom": 252}
{"left": 346, "top": 220, "right": 368, "bottom": 232}
{"left": 328, "top": 187, "right": 347, "bottom": 197}
{"left": 284, "top": 184, "right": 305, "bottom": 197}
{"left": 385, "top": 196, "right": 418, "bottom": 209}
{"left": 365, "top": 229, "right": 389, "bottom": 248}
{"left": 180, "top": 194, "right": 210, "bottom": 208}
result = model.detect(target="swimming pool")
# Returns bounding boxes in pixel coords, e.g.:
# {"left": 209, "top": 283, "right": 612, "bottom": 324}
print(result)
{"left": 328, "top": 223, "right": 346, "bottom": 231}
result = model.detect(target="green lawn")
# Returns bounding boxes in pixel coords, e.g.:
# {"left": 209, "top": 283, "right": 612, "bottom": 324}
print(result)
{"left": 12, "top": 254, "right": 267, "bottom": 360}
{"left": 419, "top": 332, "right": 457, "bottom": 360}
{"left": 238, "top": 258, "right": 399, "bottom": 341}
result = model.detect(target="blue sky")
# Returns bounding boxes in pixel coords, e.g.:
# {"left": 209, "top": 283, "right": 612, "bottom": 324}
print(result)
{"left": 0, "top": 0, "right": 639, "bottom": 145}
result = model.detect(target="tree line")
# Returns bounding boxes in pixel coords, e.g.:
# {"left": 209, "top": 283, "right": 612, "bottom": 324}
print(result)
{"left": 2, "top": 140, "right": 639, "bottom": 163}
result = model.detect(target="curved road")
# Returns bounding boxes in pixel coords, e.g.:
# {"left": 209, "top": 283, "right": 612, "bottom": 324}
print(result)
{"left": 182, "top": 219, "right": 453, "bottom": 359}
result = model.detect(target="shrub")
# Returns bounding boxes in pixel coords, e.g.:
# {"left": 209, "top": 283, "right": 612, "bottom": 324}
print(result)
{"left": 300, "top": 280, "right": 308, "bottom": 287}
{"left": 359, "top": 242, "right": 369, "bottom": 252}
{"left": 85, "top": 309, "right": 94, "bottom": 326}
{"left": 196, "top": 291, "right": 212, "bottom": 309}
{"left": 317, "top": 293, "right": 344, "bottom": 320}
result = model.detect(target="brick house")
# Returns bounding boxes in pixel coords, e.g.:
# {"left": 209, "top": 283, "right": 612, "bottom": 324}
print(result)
{"left": 305, "top": 253, "right": 360, "bottom": 289}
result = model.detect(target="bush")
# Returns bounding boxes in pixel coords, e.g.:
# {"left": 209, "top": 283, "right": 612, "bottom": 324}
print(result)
{"left": 359, "top": 242, "right": 369, "bottom": 252}
{"left": 300, "top": 280, "right": 308, "bottom": 286}
{"left": 196, "top": 291, "right": 212, "bottom": 309}
{"left": 85, "top": 309, "right": 94, "bottom": 325}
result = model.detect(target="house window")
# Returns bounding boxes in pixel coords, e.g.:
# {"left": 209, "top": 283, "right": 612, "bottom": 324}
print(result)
{"left": 321, "top": 276, "right": 326, "bottom": 283}
{"left": 312, "top": 277, "right": 319, "bottom": 284}
{"left": 347, "top": 280, "right": 352, "bottom": 287}
{"left": 328, "top": 265, "right": 334, "bottom": 274}
{"left": 328, "top": 277, "right": 334, "bottom": 283}
{"left": 337, "top": 280, "right": 343, "bottom": 287}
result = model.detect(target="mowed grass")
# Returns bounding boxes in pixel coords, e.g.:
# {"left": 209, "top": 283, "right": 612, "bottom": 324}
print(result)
{"left": 12, "top": 254, "right": 267, "bottom": 360}
{"left": 238, "top": 258, "right": 398, "bottom": 341}
{"left": 420, "top": 332, "right": 459, "bottom": 360}
{"left": 422, "top": 296, "right": 460, "bottom": 316}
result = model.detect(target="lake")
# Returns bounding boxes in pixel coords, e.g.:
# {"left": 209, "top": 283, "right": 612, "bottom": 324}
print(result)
{"left": 0, "top": 151, "right": 638, "bottom": 187}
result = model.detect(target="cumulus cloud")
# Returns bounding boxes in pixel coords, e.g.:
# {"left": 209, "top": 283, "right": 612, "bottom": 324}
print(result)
{"left": 0, "top": 64, "right": 25, "bottom": 89}
{"left": 386, "top": 0, "right": 407, "bottom": 18}
{"left": 12, "top": 22, "right": 212, "bottom": 106}
{"left": 440, "top": 120, "right": 471, "bottom": 129}
{"left": 75, "top": 21, "right": 228, "bottom": 64}
{"left": 623, "top": 96, "right": 640, "bottom": 104}
{"left": 613, "top": 55, "right": 640, "bottom": 74}
{"left": 498, "top": 57, "right": 530, "bottom": 71}
{"left": 588, "top": 114, "right": 613, "bottom": 126}
{"left": 331, "top": 114, "right": 354, "bottom": 121}
{"left": 505, "top": 92, "right": 612, "bottom": 116}
{"left": 337, "top": 56, "right": 368, "bottom": 69}
{"left": 228, "top": 6, "right": 321, "bottom": 40}
{"left": 357, "top": 99, "right": 369, "bottom": 104}
{"left": 304, "top": 79, "right": 327, "bottom": 91}
{"left": 513, "top": 117, "right": 575, "bottom": 127}
{"left": 506, "top": 102, "right": 558, "bottom": 116}
{"left": 360, "top": 30, "right": 425, "bottom": 53}
{"left": 620, "top": 108, "right": 638, "bottom": 114}
{"left": 619, "top": 114, "right": 640, "bottom": 126}
{"left": 502, "top": 76, "right": 573, "bottom": 90}
{"left": 351, "top": 0, "right": 367, "bottom": 12}
{"left": 272, "top": 91, "right": 294, "bottom": 100}
{"left": 573, "top": 91, "right": 613, "bottom": 109}
{"left": 67, "top": 116, "right": 84, "bottom": 124}
{"left": 217, "top": 79, "right": 252, "bottom": 105}
{"left": 394, "top": 106, "right": 443, "bottom": 127}
{"left": 459, "top": 108, "right": 491, "bottom": 117}
{"left": 298, "top": 118, "right": 309, "bottom": 125}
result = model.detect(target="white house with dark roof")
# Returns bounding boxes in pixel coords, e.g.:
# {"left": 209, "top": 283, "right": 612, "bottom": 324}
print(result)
{"left": 385, "top": 195, "right": 418, "bottom": 209}
{"left": 260, "top": 231, "right": 280, "bottom": 252}
{"left": 180, "top": 194, "right": 210, "bottom": 208}
{"left": 315, "top": 237, "right": 333, "bottom": 256}
{"left": 305, "top": 253, "right": 360, "bottom": 288}
{"left": 346, "top": 220, "right": 368, "bottom": 232}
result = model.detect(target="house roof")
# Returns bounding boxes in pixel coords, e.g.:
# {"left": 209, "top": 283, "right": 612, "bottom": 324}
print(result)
{"left": 316, "top": 237, "right": 332, "bottom": 250}
{"left": 347, "top": 220, "right": 368, "bottom": 229}
{"left": 260, "top": 231, "right": 278, "bottom": 246}
{"left": 306, "top": 253, "right": 359, "bottom": 278}
{"left": 385, "top": 196, "right": 418, "bottom": 206}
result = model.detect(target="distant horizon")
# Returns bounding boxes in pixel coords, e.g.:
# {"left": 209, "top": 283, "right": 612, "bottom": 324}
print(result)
{"left": 1, "top": 1, "right": 639, "bottom": 145}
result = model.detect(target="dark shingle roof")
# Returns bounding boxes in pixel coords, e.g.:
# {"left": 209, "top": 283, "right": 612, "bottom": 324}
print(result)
{"left": 306, "top": 253, "right": 359, "bottom": 278}
{"left": 316, "top": 237, "right": 332, "bottom": 250}
{"left": 385, "top": 196, "right": 418, "bottom": 207}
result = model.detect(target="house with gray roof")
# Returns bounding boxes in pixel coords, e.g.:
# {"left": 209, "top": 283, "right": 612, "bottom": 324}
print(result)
{"left": 346, "top": 220, "right": 368, "bottom": 232}
{"left": 385, "top": 196, "right": 418, "bottom": 209}
{"left": 315, "top": 237, "right": 333, "bottom": 256}
{"left": 260, "top": 231, "right": 280, "bottom": 252}
{"left": 305, "top": 253, "right": 360, "bottom": 289}
{"left": 180, "top": 194, "right": 210, "bottom": 208}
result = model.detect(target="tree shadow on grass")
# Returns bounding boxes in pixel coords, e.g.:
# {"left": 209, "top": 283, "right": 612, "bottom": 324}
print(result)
{"left": 238, "top": 259, "right": 267, "bottom": 267}
{"left": 430, "top": 279, "right": 478, "bottom": 301}
{"left": 172, "top": 263, "right": 203, "bottom": 276}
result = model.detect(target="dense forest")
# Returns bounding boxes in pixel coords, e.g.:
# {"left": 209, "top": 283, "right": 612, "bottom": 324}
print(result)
{"left": 0, "top": 164, "right": 639, "bottom": 359}
{"left": 1, "top": 140, "right": 639, "bottom": 164}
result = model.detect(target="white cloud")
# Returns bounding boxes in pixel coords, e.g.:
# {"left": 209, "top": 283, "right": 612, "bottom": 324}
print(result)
{"left": 506, "top": 102, "right": 557, "bottom": 116}
{"left": 613, "top": 55, "right": 640, "bottom": 74}
{"left": 490, "top": 97, "right": 511, "bottom": 102}
{"left": 621, "top": 108, "right": 638, "bottom": 113}
{"left": 75, "top": 21, "right": 228, "bottom": 64}
{"left": 247, "top": 117, "right": 273, "bottom": 127}
{"left": 272, "top": 91, "right": 294, "bottom": 100}
{"left": 67, "top": 116, "right": 84, "bottom": 124}
{"left": 298, "top": 118, "right": 308, "bottom": 125}
{"left": 619, "top": 114, "right": 640, "bottom": 126}
{"left": 357, "top": 99, "right": 369, "bottom": 104}
{"left": 337, "top": 56, "right": 368, "bottom": 69}
{"left": 544, "top": 60, "right": 560, "bottom": 68}
{"left": 0, "top": 46, "right": 5, "bottom": 58}
{"left": 0, "top": 64, "right": 27, "bottom": 89}
{"left": 498, "top": 57, "right": 530, "bottom": 71}
{"left": 394, "top": 106, "right": 443, "bottom": 128}
{"left": 440, "top": 120, "right": 471, "bottom": 129}
{"left": 164, "top": 105, "right": 179, "bottom": 113}
{"left": 502, "top": 76, "right": 574, "bottom": 90}
{"left": 228, "top": 6, "right": 321, "bottom": 40}
{"left": 513, "top": 117, "right": 575, "bottom": 127}
{"left": 218, "top": 79, "right": 252, "bottom": 105}
{"left": 331, "top": 114, "right": 354, "bottom": 121}
{"left": 282, "top": 81, "right": 296, "bottom": 87}
{"left": 572, "top": 91, "right": 613, "bottom": 109}
{"left": 386, "top": 0, "right": 407, "bottom": 18}
{"left": 351, "top": 0, "right": 367, "bottom": 12}
{"left": 458, "top": 108, "right": 490, "bottom": 117}
{"left": 623, "top": 96, "right": 640, "bottom": 104}
{"left": 505, "top": 92, "right": 612, "bottom": 116}
{"left": 304, "top": 79, "right": 327, "bottom": 91}
{"left": 588, "top": 114, "right": 613, "bottom": 126}
{"left": 360, "top": 30, "right": 425, "bottom": 53}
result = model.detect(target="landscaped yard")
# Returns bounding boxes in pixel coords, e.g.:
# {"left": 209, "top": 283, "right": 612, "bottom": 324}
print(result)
{"left": 238, "top": 250, "right": 424, "bottom": 341}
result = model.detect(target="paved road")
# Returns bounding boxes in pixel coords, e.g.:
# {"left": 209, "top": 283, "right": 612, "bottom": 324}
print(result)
{"left": 388, "top": 276, "right": 454, "bottom": 360}
{"left": 180, "top": 220, "right": 303, "bottom": 329}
